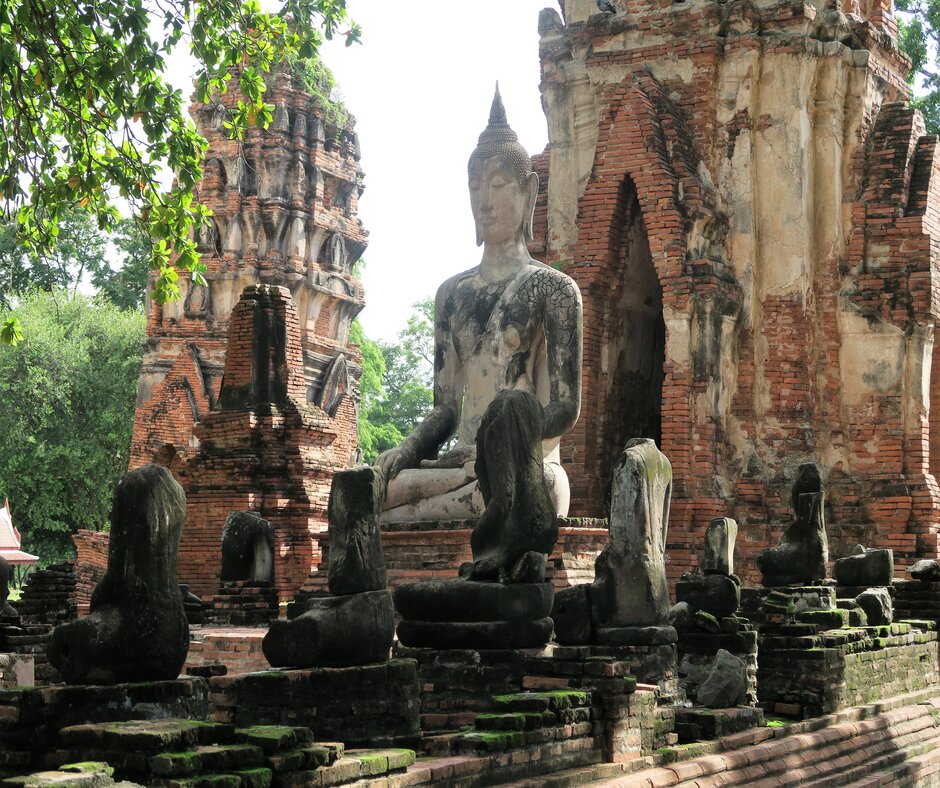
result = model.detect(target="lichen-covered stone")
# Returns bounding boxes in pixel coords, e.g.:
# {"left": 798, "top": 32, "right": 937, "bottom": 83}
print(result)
{"left": 591, "top": 438, "right": 672, "bottom": 628}
{"left": 262, "top": 589, "right": 394, "bottom": 668}
{"left": 551, "top": 583, "right": 594, "bottom": 644}
{"left": 856, "top": 587, "right": 893, "bottom": 626}
{"left": 676, "top": 574, "right": 740, "bottom": 619}
{"left": 696, "top": 649, "right": 748, "bottom": 708}
{"left": 327, "top": 467, "right": 387, "bottom": 595}
{"left": 701, "top": 517, "right": 737, "bottom": 575}
{"left": 48, "top": 464, "right": 189, "bottom": 684}
{"left": 833, "top": 545, "right": 893, "bottom": 587}
{"left": 910, "top": 559, "right": 940, "bottom": 582}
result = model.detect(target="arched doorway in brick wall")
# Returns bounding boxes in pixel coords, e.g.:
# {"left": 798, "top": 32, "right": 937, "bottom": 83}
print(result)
{"left": 598, "top": 175, "right": 665, "bottom": 502}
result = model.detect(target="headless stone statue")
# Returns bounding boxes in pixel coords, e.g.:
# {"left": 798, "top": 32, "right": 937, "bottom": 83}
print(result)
{"left": 48, "top": 465, "right": 189, "bottom": 684}
{"left": 591, "top": 438, "right": 673, "bottom": 632}
{"left": 263, "top": 466, "right": 394, "bottom": 668}
{"left": 376, "top": 86, "right": 582, "bottom": 524}
{"left": 552, "top": 438, "right": 676, "bottom": 647}
{"left": 757, "top": 463, "right": 829, "bottom": 586}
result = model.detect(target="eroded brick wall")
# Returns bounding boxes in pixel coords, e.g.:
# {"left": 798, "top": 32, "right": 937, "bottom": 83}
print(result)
{"left": 125, "top": 62, "right": 367, "bottom": 599}
{"left": 537, "top": 0, "right": 940, "bottom": 585}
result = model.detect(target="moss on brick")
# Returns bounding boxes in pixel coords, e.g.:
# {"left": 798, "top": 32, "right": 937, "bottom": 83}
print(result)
{"left": 233, "top": 767, "right": 273, "bottom": 788}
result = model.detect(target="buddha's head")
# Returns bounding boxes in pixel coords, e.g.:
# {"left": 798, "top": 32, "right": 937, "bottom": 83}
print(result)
{"left": 468, "top": 86, "right": 539, "bottom": 247}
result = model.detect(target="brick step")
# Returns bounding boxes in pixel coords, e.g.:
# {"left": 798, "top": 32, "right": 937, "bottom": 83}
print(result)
{"left": 151, "top": 767, "right": 273, "bottom": 788}
{"left": 271, "top": 749, "right": 415, "bottom": 788}
{"left": 585, "top": 691, "right": 940, "bottom": 786}
{"left": 802, "top": 735, "right": 940, "bottom": 787}
{"left": 843, "top": 745, "right": 940, "bottom": 788}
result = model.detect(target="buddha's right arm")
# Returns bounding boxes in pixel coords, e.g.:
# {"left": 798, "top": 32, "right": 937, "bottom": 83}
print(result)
{"left": 374, "top": 404, "right": 458, "bottom": 480}
{"left": 374, "top": 281, "right": 461, "bottom": 480}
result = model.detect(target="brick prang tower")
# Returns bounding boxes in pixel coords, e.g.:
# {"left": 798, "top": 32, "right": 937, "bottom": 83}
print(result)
{"left": 533, "top": 0, "right": 940, "bottom": 583}
{"left": 129, "top": 63, "right": 367, "bottom": 599}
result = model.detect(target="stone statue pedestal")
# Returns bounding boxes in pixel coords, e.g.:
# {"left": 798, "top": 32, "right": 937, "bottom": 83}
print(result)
{"left": 395, "top": 577, "right": 555, "bottom": 649}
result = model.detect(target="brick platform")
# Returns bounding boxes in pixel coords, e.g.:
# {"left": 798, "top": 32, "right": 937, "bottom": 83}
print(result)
{"left": 299, "top": 518, "right": 609, "bottom": 598}
{"left": 207, "top": 660, "right": 421, "bottom": 749}
{"left": 184, "top": 626, "right": 270, "bottom": 676}
{"left": 757, "top": 622, "right": 938, "bottom": 718}
{"left": 0, "top": 677, "right": 208, "bottom": 772}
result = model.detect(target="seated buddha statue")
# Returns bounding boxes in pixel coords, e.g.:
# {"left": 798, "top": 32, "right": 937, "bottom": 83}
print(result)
{"left": 376, "top": 88, "right": 583, "bottom": 523}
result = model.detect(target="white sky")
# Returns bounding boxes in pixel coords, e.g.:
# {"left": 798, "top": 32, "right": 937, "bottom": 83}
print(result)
{"left": 319, "top": 1, "right": 562, "bottom": 341}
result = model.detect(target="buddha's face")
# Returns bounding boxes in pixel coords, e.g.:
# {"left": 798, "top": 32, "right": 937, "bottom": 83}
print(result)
{"left": 469, "top": 156, "right": 526, "bottom": 247}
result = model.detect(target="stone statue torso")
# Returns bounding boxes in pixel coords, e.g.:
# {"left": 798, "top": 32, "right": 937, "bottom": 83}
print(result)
{"left": 438, "top": 261, "right": 568, "bottom": 455}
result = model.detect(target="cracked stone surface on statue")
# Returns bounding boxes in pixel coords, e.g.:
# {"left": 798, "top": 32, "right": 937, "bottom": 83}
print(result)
{"left": 390, "top": 89, "right": 581, "bottom": 650}
{"left": 48, "top": 464, "right": 189, "bottom": 684}
{"left": 263, "top": 466, "right": 394, "bottom": 667}
{"left": 757, "top": 463, "right": 829, "bottom": 586}
{"left": 375, "top": 87, "right": 582, "bottom": 527}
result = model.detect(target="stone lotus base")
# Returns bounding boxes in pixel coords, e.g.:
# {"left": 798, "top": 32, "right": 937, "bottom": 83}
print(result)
{"left": 397, "top": 617, "right": 554, "bottom": 650}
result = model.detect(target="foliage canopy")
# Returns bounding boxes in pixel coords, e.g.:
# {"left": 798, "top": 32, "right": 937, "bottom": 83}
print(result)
{"left": 0, "top": 0, "right": 359, "bottom": 341}
{"left": 898, "top": 0, "right": 940, "bottom": 133}
{"left": 354, "top": 299, "right": 435, "bottom": 463}
{"left": 0, "top": 209, "right": 150, "bottom": 314}
{"left": 0, "top": 291, "right": 146, "bottom": 561}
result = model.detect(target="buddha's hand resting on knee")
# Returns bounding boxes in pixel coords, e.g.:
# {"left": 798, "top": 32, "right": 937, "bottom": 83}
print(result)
{"left": 375, "top": 445, "right": 417, "bottom": 480}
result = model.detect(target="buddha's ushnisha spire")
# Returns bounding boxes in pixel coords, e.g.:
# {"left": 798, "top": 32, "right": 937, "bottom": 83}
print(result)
{"left": 476, "top": 82, "right": 520, "bottom": 147}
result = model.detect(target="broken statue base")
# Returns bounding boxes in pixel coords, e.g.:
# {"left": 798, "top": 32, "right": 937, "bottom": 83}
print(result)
{"left": 262, "top": 589, "right": 394, "bottom": 668}
{"left": 394, "top": 577, "right": 555, "bottom": 649}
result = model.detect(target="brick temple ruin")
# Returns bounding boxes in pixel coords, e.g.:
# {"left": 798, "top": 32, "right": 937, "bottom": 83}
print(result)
{"left": 18, "top": 1, "right": 940, "bottom": 785}
{"left": 127, "top": 63, "right": 367, "bottom": 599}
{"left": 531, "top": 0, "right": 940, "bottom": 584}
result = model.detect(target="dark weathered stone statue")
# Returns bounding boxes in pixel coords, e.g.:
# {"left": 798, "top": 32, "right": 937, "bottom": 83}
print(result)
{"left": 395, "top": 392, "right": 558, "bottom": 649}
{"left": 757, "top": 463, "right": 828, "bottom": 586}
{"left": 553, "top": 438, "right": 676, "bottom": 646}
{"left": 670, "top": 517, "right": 741, "bottom": 628}
{"left": 0, "top": 556, "right": 17, "bottom": 618}
{"left": 220, "top": 512, "right": 275, "bottom": 583}
{"left": 48, "top": 465, "right": 189, "bottom": 684}
{"left": 465, "top": 389, "right": 557, "bottom": 581}
{"left": 701, "top": 517, "right": 737, "bottom": 576}
{"left": 263, "top": 466, "right": 395, "bottom": 667}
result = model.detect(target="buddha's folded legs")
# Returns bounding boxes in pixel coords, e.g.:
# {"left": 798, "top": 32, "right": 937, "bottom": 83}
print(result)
{"left": 380, "top": 460, "right": 570, "bottom": 524}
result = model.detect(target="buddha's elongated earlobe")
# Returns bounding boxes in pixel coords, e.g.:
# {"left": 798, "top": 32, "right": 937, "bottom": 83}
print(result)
{"left": 524, "top": 171, "right": 539, "bottom": 243}
{"left": 476, "top": 226, "right": 484, "bottom": 247}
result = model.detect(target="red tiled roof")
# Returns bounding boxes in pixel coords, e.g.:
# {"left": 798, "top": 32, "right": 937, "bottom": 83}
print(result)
{"left": 0, "top": 500, "right": 38, "bottom": 565}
